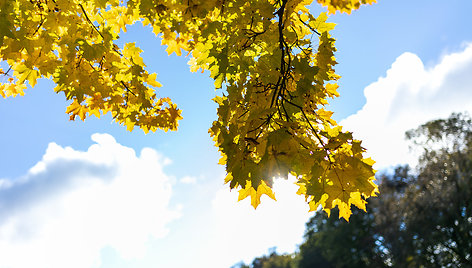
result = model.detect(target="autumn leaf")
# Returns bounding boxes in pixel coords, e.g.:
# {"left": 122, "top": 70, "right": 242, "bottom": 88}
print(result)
{"left": 66, "top": 100, "right": 88, "bottom": 121}
{"left": 238, "top": 180, "right": 276, "bottom": 209}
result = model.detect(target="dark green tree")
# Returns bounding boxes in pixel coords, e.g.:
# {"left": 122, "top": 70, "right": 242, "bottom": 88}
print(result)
{"left": 373, "top": 113, "right": 472, "bottom": 267}
{"left": 232, "top": 248, "right": 296, "bottom": 268}
{"left": 399, "top": 113, "right": 472, "bottom": 266}
{"left": 298, "top": 207, "right": 386, "bottom": 268}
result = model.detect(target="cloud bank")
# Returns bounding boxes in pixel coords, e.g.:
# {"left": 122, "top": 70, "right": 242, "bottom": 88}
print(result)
{"left": 0, "top": 134, "right": 180, "bottom": 268}
{"left": 211, "top": 178, "right": 312, "bottom": 267}
{"left": 341, "top": 43, "right": 472, "bottom": 169}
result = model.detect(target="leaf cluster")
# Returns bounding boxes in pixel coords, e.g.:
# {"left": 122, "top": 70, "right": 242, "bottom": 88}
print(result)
{"left": 1, "top": 0, "right": 377, "bottom": 219}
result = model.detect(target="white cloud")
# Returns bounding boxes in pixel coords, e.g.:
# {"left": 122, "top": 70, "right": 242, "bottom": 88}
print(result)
{"left": 210, "top": 177, "right": 312, "bottom": 267}
{"left": 341, "top": 43, "right": 472, "bottom": 170}
{"left": 179, "top": 175, "right": 197, "bottom": 184}
{"left": 0, "top": 134, "right": 180, "bottom": 268}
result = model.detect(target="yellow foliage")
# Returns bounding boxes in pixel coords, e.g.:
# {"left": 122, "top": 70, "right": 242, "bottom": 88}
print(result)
{"left": 317, "top": 0, "right": 377, "bottom": 14}
{"left": 0, "top": 0, "right": 379, "bottom": 220}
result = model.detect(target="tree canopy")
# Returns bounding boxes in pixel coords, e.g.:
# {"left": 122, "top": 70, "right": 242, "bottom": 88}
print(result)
{"left": 298, "top": 113, "right": 472, "bottom": 267}
{"left": 0, "top": 0, "right": 378, "bottom": 220}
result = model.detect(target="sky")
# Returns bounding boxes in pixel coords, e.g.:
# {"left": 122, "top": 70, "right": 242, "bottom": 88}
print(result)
{"left": 1, "top": 0, "right": 472, "bottom": 267}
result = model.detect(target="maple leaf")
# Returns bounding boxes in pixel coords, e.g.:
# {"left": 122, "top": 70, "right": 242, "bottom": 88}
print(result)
{"left": 66, "top": 100, "right": 88, "bottom": 121}
{"left": 238, "top": 180, "right": 276, "bottom": 209}
{"left": 123, "top": 43, "right": 145, "bottom": 67}
{"left": 146, "top": 73, "right": 162, "bottom": 88}
{"left": 162, "top": 38, "right": 183, "bottom": 56}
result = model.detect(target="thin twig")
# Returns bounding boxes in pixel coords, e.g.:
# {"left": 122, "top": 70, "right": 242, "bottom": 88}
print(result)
{"left": 79, "top": 4, "right": 104, "bottom": 40}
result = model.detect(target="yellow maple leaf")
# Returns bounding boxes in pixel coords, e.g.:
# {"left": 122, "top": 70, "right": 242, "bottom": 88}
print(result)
{"left": 0, "top": 83, "right": 26, "bottom": 98}
{"left": 66, "top": 100, "right": 88, "bottom": 121}
{"left": 146, "top": 73, "right": 162, "bottom": 88}
{"left": 325, "top": 83, "right": 339, "bottom": 97}
{"left": 123, "top": 43, "right": 145, "bottom": 67}
{"left": 163, "top": 39, "right": 182, "bottom": 56}
{"left": 238, "top": 180, "right": 276, "bottom": 209}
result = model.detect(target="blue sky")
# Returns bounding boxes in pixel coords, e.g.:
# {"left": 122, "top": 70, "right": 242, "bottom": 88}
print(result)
{"left": 1, "top": 1, "right": 472, "bottom": 267}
